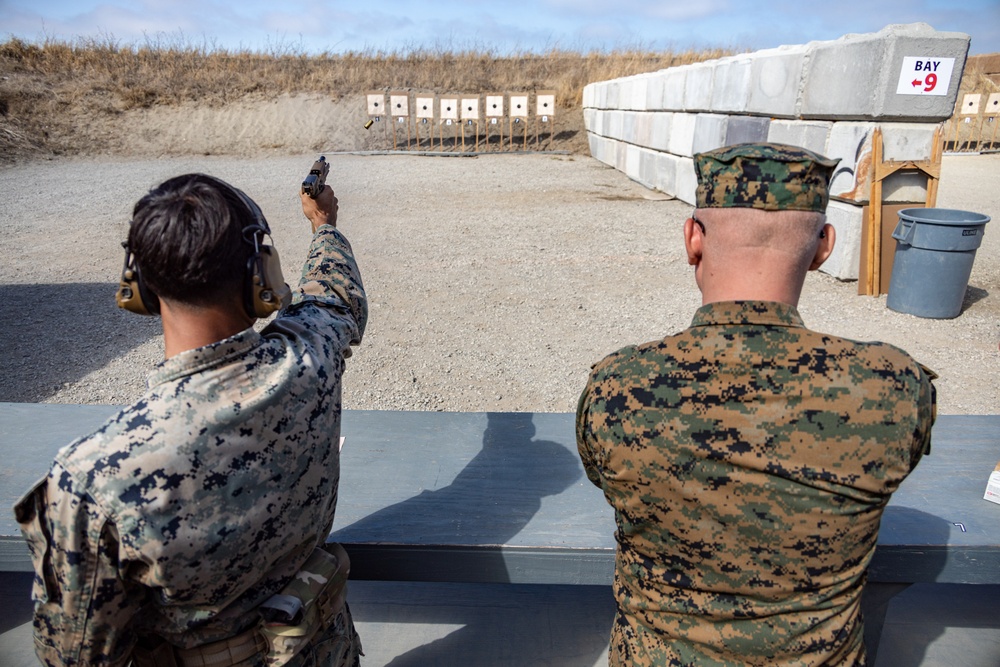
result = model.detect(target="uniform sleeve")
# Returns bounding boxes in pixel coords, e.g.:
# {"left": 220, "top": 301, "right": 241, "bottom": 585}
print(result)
{"left": 575, "top": 375, "right": 605, "bottom": 489}
{"left": 290, "top": 224, "right": 368, "bottom": 345}
{"left": 912, "top": 362, "right": 938, "bottom": 461}
{"left": 14, "top": 462, "right": 145, "bottom": 667}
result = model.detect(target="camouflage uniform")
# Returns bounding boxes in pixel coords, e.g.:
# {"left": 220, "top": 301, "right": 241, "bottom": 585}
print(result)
{"left": 576, "top": 144, "right": 937, "bottom": 666}
{"left": 15, "top": 224, "right": 367, "bottom": 667}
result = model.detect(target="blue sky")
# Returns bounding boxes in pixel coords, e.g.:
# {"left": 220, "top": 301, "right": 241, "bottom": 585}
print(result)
{"left": 2, "top": 1, "right": 998, "bottom": 55}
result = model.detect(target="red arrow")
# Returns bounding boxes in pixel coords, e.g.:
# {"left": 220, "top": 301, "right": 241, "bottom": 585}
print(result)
{"left": 912, "top": 79, "right": 923, "bottom": 87}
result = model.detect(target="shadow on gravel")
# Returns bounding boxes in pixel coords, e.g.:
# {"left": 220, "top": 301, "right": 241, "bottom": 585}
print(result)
{"left": 961, "top": 285, "right": 989, "bottom": 311}
{"left": 0, "top": 283, "right": 161, "bottom": 403}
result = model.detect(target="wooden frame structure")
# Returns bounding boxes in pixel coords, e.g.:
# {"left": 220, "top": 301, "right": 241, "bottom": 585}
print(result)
{"left": 862, "top": 126, "right": 943, "bottom": 296}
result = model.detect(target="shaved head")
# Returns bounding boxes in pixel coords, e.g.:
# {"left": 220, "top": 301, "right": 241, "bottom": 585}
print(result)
{"left": 693, "top": 207, "right": 826, "bottom": 274}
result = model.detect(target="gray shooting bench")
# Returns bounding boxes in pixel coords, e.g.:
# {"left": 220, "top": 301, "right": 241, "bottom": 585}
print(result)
{"left": 2, "top": 404, "right": 999, "bottom": 665}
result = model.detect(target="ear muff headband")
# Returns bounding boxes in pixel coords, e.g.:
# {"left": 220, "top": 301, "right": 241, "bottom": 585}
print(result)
{"left": 204, "top": 176, "right": 291, "bottom": 319}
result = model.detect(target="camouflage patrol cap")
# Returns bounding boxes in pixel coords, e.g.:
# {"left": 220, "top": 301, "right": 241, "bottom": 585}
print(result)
{"left": 694, "top": 143, "right": 840, "bottom": 212}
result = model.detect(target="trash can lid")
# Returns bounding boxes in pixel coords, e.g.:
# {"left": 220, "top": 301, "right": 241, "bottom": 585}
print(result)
{"left": 899, "top": 208, "right": 991, "bottom": 227}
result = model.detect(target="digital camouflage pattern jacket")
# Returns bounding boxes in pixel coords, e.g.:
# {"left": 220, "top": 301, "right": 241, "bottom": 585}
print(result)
{"left": 15, "top": 224, "right": 366, "bottom": 666}
{"left": 577, "top": 301, "right": 936, "bottom": 667}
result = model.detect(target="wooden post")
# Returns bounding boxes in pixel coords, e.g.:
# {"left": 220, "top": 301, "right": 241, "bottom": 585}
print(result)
{"left": 865, "top": 128, "right": 885, "bottom": 296}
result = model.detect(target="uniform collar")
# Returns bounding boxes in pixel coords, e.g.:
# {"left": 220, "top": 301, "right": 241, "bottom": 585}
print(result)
{"left": 690, "top": 301, "right": 805, "bottom": 328}
{"left": 148, "top": 327, "right": 261, "bottom": 388}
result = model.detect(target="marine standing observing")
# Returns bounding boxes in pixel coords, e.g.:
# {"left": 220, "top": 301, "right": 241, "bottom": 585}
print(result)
{"left": 576, "top": 143, "right": 937, "bottom": 666}
{"left": 15, "top": 170, "right": 367, "bottom": 666}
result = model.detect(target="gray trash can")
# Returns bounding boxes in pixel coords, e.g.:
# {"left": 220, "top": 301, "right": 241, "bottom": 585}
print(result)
{"left": 886, "top": 208, "right": 991, "bottom": 319}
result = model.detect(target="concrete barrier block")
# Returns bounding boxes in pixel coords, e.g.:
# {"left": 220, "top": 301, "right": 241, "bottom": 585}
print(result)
{"left": 592, "top": 110, "right": 607, "bottom": 137}
{"left": 617, "top": 79, "right": 631, "bottom": 111}
{"left": 601, "top": 136, "right": 617, "bottom": 165}
{"left": 634, "top": 112, "right": 653, "bottom": 148}
{"left": 767, "top": 119, "right": 833, "bottom": 154}
{"left": 625, "top": 144, "right": 642, "bottom": 180}
{"left": 683, "top": 62, "right": 716, "bottom": 112}
{"left": 594, "top": 83, "right": 607, "bottom": 109}
{"left": 827, "top": 122, "right": 873, "bottom": 201}
{"left": 674, "top": 155, "right": 698, "bottom": 205}
{"left": 607, "top": 110, "right": 624, "bottom": 141}
{"left": 669, "top": 112, "right": 698, "bottom": 157}
{"left": 622, "top": 112, "right": 637, "bottom": 144}
{"left": 591, "top": 136, "right": 605, "bottom": 164}
{"left": 607, "top": 82, "right": 621, "bottom": 109}
{"left": 631, "top": 77, "right": 649, "bottom": 111}
{"left": 882, "top": 172, "right": 930, "bottom": 204}
{"left": 582, "top": 83, "right": 596, "bottom": 109}
{"left": 600, "top": 110, "right": 614, "bottom": 138}
{"left": 662, "top": 66, "right": 688, "bottom": 110}
{"left": 692, "top": 113, "right": 730, "bottom": 154}
{"left": 589, "top": 134, "right": 605, "bottom": 163}
{"left": 881, "top": 122, "right": 939, "bottom": 161}
{"left": 615, "top": 139, "right": 628, "bottom": 172}
{"left": 587, "top": 134, "right": 605, "bottom": 164}
{"left": 800, "top": 23, "right": 970, "bottom": 120}
{"left": 638, "top": 147, "right": 659, "bottom": 189}
{"left": 822, "top": 201, "right": 864, "bottom": 280}
{"left": 747, "top": 45, "right": 807, "bottom": 117}
{"left": 800, "top": 32, "right": 886, "bottom": 119}
{"left": 650, "top": 112, "right": 673, "bottom": 151}
{"left": 725, "top": 115, "right": 771, "bottom": 145}
{"left": 583, "top": 108, "right": 595, "bottom": 133}
{"left": 711, "top": 56, "right": 753, "bottom": 113}
{"left": 646, "top": 75, "right": 666, "bottom": 111}
{"left": 875, "top": 24, "right": 971, "bottom": 120}
{"left": 618, "top": 77, "right": 635, "bottom": 111}
{"left": 653, "top": 150, "right": 678, "bottom": 195}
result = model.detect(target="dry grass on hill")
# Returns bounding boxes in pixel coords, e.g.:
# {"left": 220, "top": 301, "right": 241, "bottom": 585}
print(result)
{"left": 0, "top": 37, "right": 729, "bottom": 161}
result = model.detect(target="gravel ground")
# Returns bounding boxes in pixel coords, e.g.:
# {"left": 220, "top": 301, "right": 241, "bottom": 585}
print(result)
{"left": 0, "top": 151, "right": 997, "bottom": 414}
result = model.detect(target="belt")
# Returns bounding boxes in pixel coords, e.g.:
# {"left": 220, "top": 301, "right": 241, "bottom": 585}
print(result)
{"left": 133, "top": 544, "right": 351, "bottom": 667}
{"left": 175, "top": 629, "right": 268, "bottom": 667}
{"left": 133, "top": 626, "right": 267, "bottom": 667}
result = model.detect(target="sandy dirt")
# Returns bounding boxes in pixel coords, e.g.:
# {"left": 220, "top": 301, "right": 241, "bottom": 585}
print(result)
{"left": 0, "top": 96, "right": 997, "bottom": 416}
{"left": 51, "top": 94, "right": 590, "bottom": 158}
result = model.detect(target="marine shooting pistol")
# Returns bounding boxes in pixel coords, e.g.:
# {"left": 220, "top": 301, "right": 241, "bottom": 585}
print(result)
{"left": 301, "top": 156, "right": 329, "bottom": 199}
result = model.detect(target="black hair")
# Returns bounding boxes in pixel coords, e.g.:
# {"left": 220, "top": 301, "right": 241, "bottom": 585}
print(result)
{"left": 128, "top": 174, "right": 255, "bottom": 307}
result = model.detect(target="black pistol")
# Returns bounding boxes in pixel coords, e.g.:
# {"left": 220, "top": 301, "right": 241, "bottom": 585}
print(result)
{"left": 301, "top": 156, "right": 329, "bottom": 199}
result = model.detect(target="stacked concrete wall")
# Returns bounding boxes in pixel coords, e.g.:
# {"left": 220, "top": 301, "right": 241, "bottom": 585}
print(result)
{"left": 583, "top": 23, "right": 970, "bottom": 280}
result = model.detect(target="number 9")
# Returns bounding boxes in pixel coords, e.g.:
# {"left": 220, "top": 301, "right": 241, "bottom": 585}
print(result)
{"left": 924, "top": 73, "right": 937, "bottom": 92}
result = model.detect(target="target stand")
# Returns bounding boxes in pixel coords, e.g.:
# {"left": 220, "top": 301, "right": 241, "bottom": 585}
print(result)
{"left": 439, "top": 96, "right": 459, "bottom": 151}
{"left": 485, "top": 94, "right": 504, "bottom": 150}
{"left": 366, "top": 92, "right": 387, "bottom": 147}
{"left": 535, "top": 91, "right": 555, "bottom": 147}
{"left": 461, "top": 96, "right": 481, "bottom": 152}
{"left": 415, "top": 95, "right": 435, "bottom": 150}
{"left": 509, "top": 93, "right": 529, "bottom": 149}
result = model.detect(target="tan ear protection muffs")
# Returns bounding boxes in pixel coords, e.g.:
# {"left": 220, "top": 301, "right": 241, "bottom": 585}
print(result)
{"left": 116, "top": 176, "right": 291, "bottom": 318}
